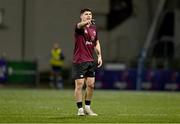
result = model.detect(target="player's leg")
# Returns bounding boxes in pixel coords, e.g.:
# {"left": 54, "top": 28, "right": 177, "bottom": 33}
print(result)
{"left": 75, "top": 78, "right": 85, "bottom": 115}
{"left": 72, "top": 62, "right": 88, "bottom": 116}
{"left": 85, "top": 77, "right": 95, "bottom": 110}
{"left": 49, "top": 69, "right": 56, "bottom": 88}
{"left": 84, "top": 62, "right": 98, "bottom": 116}
{"left": 55, "top": 73, "right": 63, "bottom": 89}
{"left": 85, "top": 77, "right": 95, "bottom": 101}
{"left": 84, "top": 77, "right": 97, "bottom": 116}
{"left": 50, "top": 66, "right": 61, "bottom": 89}
{"left": 55, "top": 67, "right": 63, "bottom": 89}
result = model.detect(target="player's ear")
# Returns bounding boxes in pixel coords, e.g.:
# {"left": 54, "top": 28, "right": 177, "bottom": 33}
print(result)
{"left": 80, "top": 14, "right": 83, "bottom": 19}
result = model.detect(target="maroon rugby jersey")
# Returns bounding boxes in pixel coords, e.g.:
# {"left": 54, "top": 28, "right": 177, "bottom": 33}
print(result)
{"left": 73, "top": 24, "right": 98, "bottom": 63}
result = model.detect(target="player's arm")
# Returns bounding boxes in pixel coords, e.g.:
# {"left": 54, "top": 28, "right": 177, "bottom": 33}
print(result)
{"left": 94, "top": 40, "right": 102, "bottom": 68}
{"left": 77, "top": 20, "right": 91, "bottom": 29}
{"left": 60, "top": 52, "right": 65, "bottom": 60}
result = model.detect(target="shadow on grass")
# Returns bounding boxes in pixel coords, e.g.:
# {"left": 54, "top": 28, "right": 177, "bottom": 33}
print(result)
{"left": 48, "top": 115, "right": 87, "bottom": 120}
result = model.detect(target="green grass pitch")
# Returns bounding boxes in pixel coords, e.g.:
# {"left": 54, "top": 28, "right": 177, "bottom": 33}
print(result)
{"left": 0, "top": 89, "right": 180, "bottom": 123}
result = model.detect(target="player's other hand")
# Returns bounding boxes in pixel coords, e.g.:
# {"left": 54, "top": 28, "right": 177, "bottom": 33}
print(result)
{"left": 97, "top": 56, "right": 102, "bottom": 68}
{"left": 84, "top": 20, "right": 91, "bottom": 25}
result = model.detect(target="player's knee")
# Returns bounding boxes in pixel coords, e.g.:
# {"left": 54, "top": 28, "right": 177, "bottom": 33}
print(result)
{"left": 76, "top": 82, "right": 84, "bottom": 90}
{"left": 87, "top": 83, "right": 94, "bottom": 89}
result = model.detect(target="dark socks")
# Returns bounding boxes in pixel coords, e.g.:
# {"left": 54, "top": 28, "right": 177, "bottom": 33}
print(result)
{"left": 77, "top": 101, "right": 91, "bottom": 108}
{"left": 77, "top": 102, "right": 83, "bottom": 108}
{"left": 85, "top": 100, "right": 91, "bottom": 105}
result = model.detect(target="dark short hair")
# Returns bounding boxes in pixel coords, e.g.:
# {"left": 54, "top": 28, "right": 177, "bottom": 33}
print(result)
{"left": 80, "top": 8, "right": 92, "bottom": 14}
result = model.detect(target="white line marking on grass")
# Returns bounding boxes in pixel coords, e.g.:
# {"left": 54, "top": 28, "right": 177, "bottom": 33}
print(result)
{"left": 118, "top": 114, "right": 168, "bottom": 116}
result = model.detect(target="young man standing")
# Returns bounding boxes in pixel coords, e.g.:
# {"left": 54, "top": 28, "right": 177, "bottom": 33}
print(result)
{"left": 72, "top": 8, "right": 102, "bottom": 116}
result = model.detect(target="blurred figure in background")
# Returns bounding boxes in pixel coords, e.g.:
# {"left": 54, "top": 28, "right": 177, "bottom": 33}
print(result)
{"left": 0, "top": 52, "right": 8, "bottom": 87}
{"left": 49, "top": 42, "right": 65, "bottom": 89}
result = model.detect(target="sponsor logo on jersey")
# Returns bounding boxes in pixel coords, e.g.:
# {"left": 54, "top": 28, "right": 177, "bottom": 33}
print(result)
{"left": 85, "top": 41, "right": 93, "bottom": 45}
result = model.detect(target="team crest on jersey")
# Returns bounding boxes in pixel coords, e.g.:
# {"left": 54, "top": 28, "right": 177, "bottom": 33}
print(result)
{"left": 93, "top": 31, "right": 96, "bottom": 36}
{"left": 84, "top": 29, "right": 88, "bottom": 34}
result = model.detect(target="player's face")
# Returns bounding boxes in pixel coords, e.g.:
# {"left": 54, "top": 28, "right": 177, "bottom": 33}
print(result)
{"left": 53, "top": 43, "right": 59, "bottom": 49}
{"left": 81, "top": 11, "right": 92, "bottom": 22}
